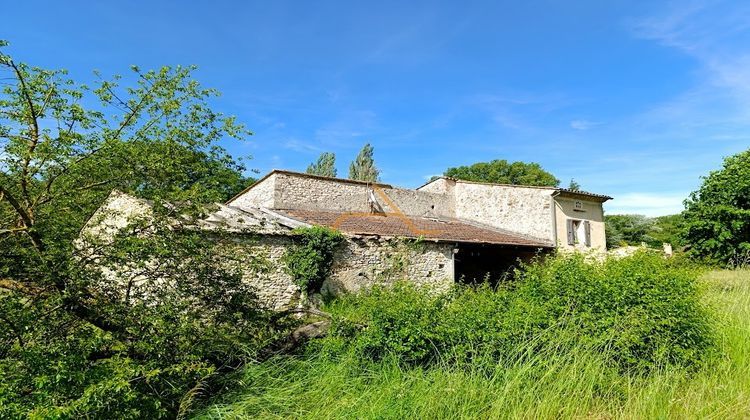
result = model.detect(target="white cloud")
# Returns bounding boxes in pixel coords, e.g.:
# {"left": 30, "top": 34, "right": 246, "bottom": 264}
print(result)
{"left": 604, "top": 192, "right": 686, "bottom": 217}
{"left": 314, "top": 110, "right": 377, "bottom": 147}
{"left": 283, "top": 138, "right": 322, "bottom": 154}
{"left": 631, "top": 1, "right": 750, "bottom": 107}
{"left": 569, "top": 119, "right": 601, "bottom": 130}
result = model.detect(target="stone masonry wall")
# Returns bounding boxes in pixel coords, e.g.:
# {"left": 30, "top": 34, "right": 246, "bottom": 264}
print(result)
{"left": 226, "top": 234, "right": 455, "bottom": 310}
{"left": 229, "top": 173, "right": 277, "bottom": 208}
{"left": 272, "top": 172, "right": 451, "bottom": 217}
{"left": 418, "top": 177, "right": 454, "bottom": 195}
{"left": 325, "top": 238, "right": 454, "bottom": 295}
{"left": 453, "top": 182, "right": 556, "bottom": 242}
{"left": 221, "top": 235, "right": 299, "bottom": 310}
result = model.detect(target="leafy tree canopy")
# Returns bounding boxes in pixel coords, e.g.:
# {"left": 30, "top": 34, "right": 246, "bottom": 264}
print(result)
{"left": 683, "top": 149, "right": 750, "bottom": 265}
{"left": 0, "top": 42, "right": 284, "bottom": 417}
{"left": 650, "top": 214, "right": 686, "bottom": 249}
{"left": 348, "top": 143, "right": 380, "bottom": 182}
{"left": 443, "top": 159, "right": 559, "bottom": 186}
{"left": 605, "top": 214, "right": 655, "bottom": 249}
{"left": 306, "top": 152, "right": 337, "bottom": 177}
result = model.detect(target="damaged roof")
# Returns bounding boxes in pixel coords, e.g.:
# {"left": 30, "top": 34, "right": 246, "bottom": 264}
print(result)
{"left": 275, "top": 208, "right": 553, "bottom": 247}
{"left": 201, "top": 204, "right": 308, "bottom": 234}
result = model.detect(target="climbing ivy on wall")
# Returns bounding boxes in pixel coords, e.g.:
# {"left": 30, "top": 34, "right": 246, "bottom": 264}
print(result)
{"left": 377, "top": 238, "right": 426, "bottom": 282}
{"left": 283, "top": 226, "right": 345, "bottom": 295}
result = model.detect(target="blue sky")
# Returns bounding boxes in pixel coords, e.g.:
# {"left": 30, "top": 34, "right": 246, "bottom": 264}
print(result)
{"left": 4, "top": 1, "right": 750, "bottom": 216}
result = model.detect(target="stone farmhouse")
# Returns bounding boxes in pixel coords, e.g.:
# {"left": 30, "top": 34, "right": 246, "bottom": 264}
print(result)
{"left": 90, "top": 170, "right": 611, "bottom": 309}
{"left": 219, "top": 170, "right": 609, "bottom": 307}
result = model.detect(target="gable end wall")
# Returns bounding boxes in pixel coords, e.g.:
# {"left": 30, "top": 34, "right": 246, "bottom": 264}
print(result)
{"left": 272, "top": 173, "right": 452, "bottom": 217}
{"left": 230, "top": 173, "right": 277, "bottom": 208}
{"left": 554, "top": 196, "right": 606, "bottom": 252}
{"left": 453, "top": 183, "right": 555, "bottom": 242}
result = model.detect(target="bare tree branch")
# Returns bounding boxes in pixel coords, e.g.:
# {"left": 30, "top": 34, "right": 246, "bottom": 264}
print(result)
{"left": 0, "top": 185, "right": 44, "bottom": 252}
{"left": 6, "top": 59, "right": 40, "bottom": 208}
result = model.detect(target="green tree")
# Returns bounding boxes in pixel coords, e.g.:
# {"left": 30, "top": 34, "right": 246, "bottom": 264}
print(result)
{"left": 0, "top": 42, "right": 284, "bottom": 417}
{"left": 306, "top": 152, "right": 337, "bottom": 177}
{"left": 605, "top": 214, "right": 655, "bottom": 249}
{"left": 348, "top": 143, "right": 380, "bottom": 182}
{"left": 683, "top": 149, "right": 750, "bottom": 265}
{"left": 568, "top": 179, "right": 581, "bottom": 191}
{"left": 650, "top": 214, "right": 686, "bottom": 249}
{"left": 444, "top": 159, "right": 559, "bottom": 186}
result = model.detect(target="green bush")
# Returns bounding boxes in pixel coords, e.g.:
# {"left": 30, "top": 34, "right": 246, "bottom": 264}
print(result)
{"left": 683, "top": 148, "right": 750, "bottom": 265}
{"left": 283, "top": 226, "right": 345, "bottom": 294}
{"left": 319, "top": 252, "right": 714, "bottom": 372}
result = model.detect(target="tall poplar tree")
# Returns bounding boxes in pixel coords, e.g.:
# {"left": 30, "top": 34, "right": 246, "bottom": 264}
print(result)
{"left": 348, "top": 143, "right": 380, "bottom": 182}
{"left": 306, "top": 152, "right": 337, "bottom": 177}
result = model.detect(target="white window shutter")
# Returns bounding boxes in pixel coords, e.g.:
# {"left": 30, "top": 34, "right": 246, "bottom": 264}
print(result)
{"left": 584, "top": 221, "right": 591, "bottom": 247}
{"left": 566, "top": 219, "right": 575, "bottom": 245}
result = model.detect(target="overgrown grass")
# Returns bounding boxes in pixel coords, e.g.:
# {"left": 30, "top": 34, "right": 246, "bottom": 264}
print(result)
{"left": 197, "top": 266, "right": 750, "bottom": 419}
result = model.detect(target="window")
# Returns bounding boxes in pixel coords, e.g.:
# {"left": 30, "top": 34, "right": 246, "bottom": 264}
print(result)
{"left": 566, "top": 219, "right": 591, "bottom": 247}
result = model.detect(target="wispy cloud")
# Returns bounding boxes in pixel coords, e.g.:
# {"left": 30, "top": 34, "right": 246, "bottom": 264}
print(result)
{"left": 314, "top": 110, "right": 377, "bottom": 147}
{"left": 631, "top": 1, "right": 750, "bottom": 106}
{"left": 282, "top": 138, "right": 323, "bottom": 154}
{"left": 467, "top": 91, "right": 572, "bottom": 132}
{"left": 569, "top": 119, "right": 601, "bottom": 130}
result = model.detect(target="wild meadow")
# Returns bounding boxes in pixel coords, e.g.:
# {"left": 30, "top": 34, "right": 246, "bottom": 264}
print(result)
{"left": 199, "top": 257, "right": 750, "bottom": 419}
{"left": 2, "top": 43, "right": 749, "bottom": 419}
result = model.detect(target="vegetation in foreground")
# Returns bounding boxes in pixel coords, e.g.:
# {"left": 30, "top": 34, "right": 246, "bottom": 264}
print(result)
{"left": 2, "top": 39, "right": 749, "bottom": 418}
{"left": 199, "top": 256, "right": 750, "bottom": 419}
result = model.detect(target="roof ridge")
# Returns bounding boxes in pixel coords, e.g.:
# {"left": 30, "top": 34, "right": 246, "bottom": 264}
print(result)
{"left": 419, "top": 176, "right": 611, "bottom": 201}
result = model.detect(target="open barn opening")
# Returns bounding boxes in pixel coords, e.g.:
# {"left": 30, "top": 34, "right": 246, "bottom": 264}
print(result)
{"left": 453, "top": 243, "right": 549, "bottom": 287}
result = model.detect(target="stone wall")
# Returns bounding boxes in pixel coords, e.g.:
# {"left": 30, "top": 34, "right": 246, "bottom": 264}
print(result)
{"left": 453, "top": 181, "right": 556, "bottom": 242}
{"left": 222, "top": 235, "right": 300, "bottom": 310}
{"left": 325, "top": 238, "right": 454, "bottom": 295}
{"left": 80, "top": 190, "right": 153, "bottom": 241}
{"left": 226, "top": 234, "right": 455, "bottom": 310}
{"left": 272, "top": 172, "right": 451, "bottom": 217}
{"left": 229, "top": 173, "right": 277, "bottom": 208}
{"left": 418, "top": 177, "right": 454, "bottom": 196}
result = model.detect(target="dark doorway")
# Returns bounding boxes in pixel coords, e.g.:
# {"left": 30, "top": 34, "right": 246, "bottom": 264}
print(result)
{"left": 454, "top": 243, "right": 548, "bottom": 287}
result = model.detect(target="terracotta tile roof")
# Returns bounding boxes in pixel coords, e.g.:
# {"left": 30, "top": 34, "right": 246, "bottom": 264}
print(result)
{"left": 276, "top": 208, "right": 553, "bottom": 247}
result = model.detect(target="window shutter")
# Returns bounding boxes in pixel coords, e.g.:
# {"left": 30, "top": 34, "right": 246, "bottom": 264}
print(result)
{"left": 566, "top": 219, "right": 575, "bottom": 245}
{"left": 584, "top": 221, "right": 591, "bottom": 247}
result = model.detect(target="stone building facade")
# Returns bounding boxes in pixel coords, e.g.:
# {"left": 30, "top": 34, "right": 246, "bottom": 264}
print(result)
{"left": 90, "top": 170, "right": 610, "bottom": 309}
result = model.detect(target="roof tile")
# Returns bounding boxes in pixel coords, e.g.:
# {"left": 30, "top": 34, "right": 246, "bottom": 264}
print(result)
{"left": 277, "top": 209, "right": 552, "bottom": 247}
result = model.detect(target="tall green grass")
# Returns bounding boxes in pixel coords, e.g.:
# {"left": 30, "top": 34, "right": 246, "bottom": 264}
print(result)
{"left": 197, "top": 268, "right": 750, "bottom": 419}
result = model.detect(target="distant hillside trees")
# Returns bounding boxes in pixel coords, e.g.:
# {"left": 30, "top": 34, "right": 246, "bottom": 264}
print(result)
{"left": 444, "top": 159, "right": 559, "bottom": 186}
{"left": 683, "top": 149, "right": 750, "bottom": 265}
{"left": 605, "top": 214, "right": 686, "bottom": 250}
{"left": 306, "top": 152, "right": 337, "bottom": 177}
{"left": 605, "top": 214, "right": 654, "bottom": 249}
{"left": 349, "top": 143, "right": 380, "bottom": 182}
{"left": 650, "top": 214, "right": 686, "bottom": 249}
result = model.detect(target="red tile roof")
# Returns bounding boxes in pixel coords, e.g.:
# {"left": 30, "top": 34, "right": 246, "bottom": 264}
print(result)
{"left": 276, "top": 208, "right": 553, "bottom": 247}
